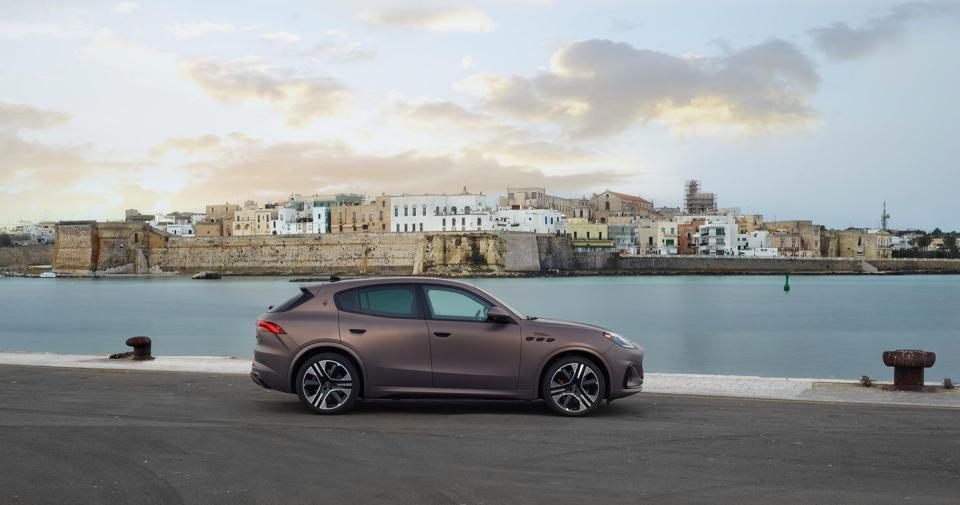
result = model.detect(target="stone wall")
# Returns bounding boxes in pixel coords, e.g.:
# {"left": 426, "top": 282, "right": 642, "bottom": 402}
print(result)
{"left": 0, "top": 244, "right": 54, "bottom": 272}
{"left": 52, "top": 223, "right": 95, "bottom": 273}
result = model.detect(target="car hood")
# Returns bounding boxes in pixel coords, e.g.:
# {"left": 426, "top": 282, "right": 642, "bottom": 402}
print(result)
{"left": 524, "top": 317, "right": 609, "bottom": 335}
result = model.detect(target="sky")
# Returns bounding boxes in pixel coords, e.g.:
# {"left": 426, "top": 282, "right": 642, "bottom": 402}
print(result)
{"left": 1, "top": 0, "right": 958, "bottom": 229}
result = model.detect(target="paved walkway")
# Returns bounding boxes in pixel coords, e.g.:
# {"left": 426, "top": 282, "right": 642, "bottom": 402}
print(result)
{"left": 1, "top": 352, "right": 957, "bottom": 408}
{"left": 1, "top": 365, "right": 958, "bottom": 505}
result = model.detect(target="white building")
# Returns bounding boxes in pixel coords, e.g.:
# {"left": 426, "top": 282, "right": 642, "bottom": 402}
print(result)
{"left": 390, "top": 193, "right": 493, "bottom": 233}
{"left": 656, "top": 221, "right": 678, "bottom": 255}
{"left": 736, "top": 247, "right": 779, "bottom": 257}
{"left": 492, "top": 208, "right": 563, "bottom": 234}
{"left": 163, "top": 223, "right": 195, "bottom": 237}
{"left": 736, "top": 230, "right": 770, "bottom": 253}
{"left": 272, "top": 207, "right": 329, "bottom": 234}
{"left": 697, "top": 218, "right": 738, "bottom": 255}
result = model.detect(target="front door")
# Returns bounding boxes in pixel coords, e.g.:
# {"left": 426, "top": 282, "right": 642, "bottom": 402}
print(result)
{"left": 336, "top": 284, "right": 432, "bottom": 387}
{"left": 420, "top": 285, "right": 521, "bottom": 390}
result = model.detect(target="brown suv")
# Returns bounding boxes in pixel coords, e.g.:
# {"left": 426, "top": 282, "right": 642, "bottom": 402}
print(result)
{"left": 251, "top": 277, "right": 644, "bottom": 416}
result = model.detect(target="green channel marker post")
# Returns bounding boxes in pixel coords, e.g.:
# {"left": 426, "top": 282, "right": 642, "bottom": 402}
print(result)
{"left": 784, "top": 273, "right": 791, "bottom": 292}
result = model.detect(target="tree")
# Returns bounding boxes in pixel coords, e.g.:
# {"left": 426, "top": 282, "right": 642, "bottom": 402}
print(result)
{"left": 911, "top": 234, "right": 932, "bottom": 250}
{"left": 0, "top": 233, "right": 12, "bottom": 247}
{"left": 944, "top": 235, "right": 959, "bottom": 254}
{"left": 931, "top": 227, "right": 943, "bottom": 237}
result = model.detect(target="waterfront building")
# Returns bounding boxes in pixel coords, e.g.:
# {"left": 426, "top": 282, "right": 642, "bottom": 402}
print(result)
{"left": 636, "top": 221, "right": 658, "bottom": 255}
{"left": 677, "top": 219, "right": 705, "bottom": 255}
{"left": 205, "top": 203, "right": 241, "bottom": 237}
{"left": 607, "top": 224, "right": 638, "bottom": 254}
{"left": 826, "top": 229, "right": 893, "bottom": 259}
{"left": 736, "top": 230, "right": 770, "bottom": 254}
{"left": 684, "top": 179, "right": 718, "bottom": 214}
{"left": 696, "top": 218, "right": 738, "bottom": 256}
{"left": 124, "top": 209, "right": 155, "bottom": 223}
{"left": 763, "top": 220, "right": 822, "bottom": 257}
{"left": 736, "top": 214, "right": 764, "bottom": 233}
{"left": 767, "top": 231, "right": 802, "bottom": 257}
{"left": 491, "top": 208, "right": 563, "bottom": 234}
{"left": 498, "top": 187, "right": 578, "bottom": 214}
{"left": 163, "top": 223, "right": 195, "bottom": 237}
{"left": 563, "top": 219, "right": 613, "bottom": 251}
{"left": 233, "top": 208, "right": 277, "bottom": 236}
{"left": 195, "top": 221, "right": 223, "bottom": 237}
{"left": 656, "top": 221, "right": 679, "bottom": 255}
{"left": 330, "top": 196, "right": 390, "bottom": 233}
{"left": 592, "top": 190, "right": 655, "bottom": 223}
{"left": 289, "top": 193, "right": 364, "bottom": 211}
{"left": 389, "top": 192, "right": 492, "bottom": 233}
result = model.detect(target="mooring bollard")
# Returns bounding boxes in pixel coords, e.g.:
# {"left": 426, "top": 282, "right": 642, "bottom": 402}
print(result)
{"left": 882, "top": 349, "right": 935, "bottom": 391}
{"left": 125, "top": 336, "right": 155, "bottom": 361}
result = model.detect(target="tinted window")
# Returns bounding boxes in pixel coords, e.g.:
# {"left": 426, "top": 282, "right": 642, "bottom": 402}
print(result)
{"left": 335, "top": 285, "right": 419, "bottom": 318}
{"left": 269, "top": 288, "right": 314, "bottom": 313}
{"left": 424, "top": 286, "right": 492, "bottom": 322}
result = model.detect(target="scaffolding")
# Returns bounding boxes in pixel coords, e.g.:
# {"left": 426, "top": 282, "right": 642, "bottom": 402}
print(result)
{"left": 684, "top": 180, "right": 717, "bottom": 215}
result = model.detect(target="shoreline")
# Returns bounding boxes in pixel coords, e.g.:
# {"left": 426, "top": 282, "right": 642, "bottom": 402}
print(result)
{"left": 2, "top": 351, "right": 957, "bottom": 408}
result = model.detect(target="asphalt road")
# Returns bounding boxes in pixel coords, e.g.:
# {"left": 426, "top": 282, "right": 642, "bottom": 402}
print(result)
{"left": 1, "top": 365, "right": 958, "bottom": 505}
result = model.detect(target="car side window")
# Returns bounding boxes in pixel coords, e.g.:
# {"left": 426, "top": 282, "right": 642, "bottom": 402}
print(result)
{"left": 423, "top": 286, "right": 492, "bottom": 322}
{"left": 335, "top": 285, "right": 420, "bottom": 319}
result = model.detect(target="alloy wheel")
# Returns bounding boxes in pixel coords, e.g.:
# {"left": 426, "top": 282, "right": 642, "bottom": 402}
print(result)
{"left": 301, "top": 359, "right": 353, "bottom": 411}
{"left": 548, "top": 362, "right": 601, "bottom": 414}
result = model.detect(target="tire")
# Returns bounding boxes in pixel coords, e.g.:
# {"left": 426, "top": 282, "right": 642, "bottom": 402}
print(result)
{"left": 541, "top": 356, "right": 606, "bottom": 417}
{"left": 296, "top": 353, "right": 359, "bottom": 414}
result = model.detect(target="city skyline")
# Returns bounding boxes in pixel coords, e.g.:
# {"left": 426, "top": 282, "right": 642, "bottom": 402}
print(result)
{"left": 2, "top": 1, "right": 959, "bottom": 228}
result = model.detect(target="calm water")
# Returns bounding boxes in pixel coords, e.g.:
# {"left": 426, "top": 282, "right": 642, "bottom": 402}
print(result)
{"left": 1, "top": 275, "right": 958, "bottom": 379}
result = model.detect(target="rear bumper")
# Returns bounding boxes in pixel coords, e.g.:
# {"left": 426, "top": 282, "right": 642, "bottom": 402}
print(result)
{"left": 251, "top": 353, "right": 289, "bottom": 392}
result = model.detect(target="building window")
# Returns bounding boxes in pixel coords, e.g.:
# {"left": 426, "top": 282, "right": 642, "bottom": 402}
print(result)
{"left": 412, "top": 206, "right": 417, "bottom": 217}
{"left": 477, "top": 217, "right": 482, "bottom": 226}
{"left": 404, "top": 205, "right": 408, "bottom": 217}
{"left": 461, "top": 218, "right": 465, "bottom": 226}
{"left": 442, "top": 218, "right": 446, "bottom": 226}
{"left": 422, "top": 205, "right": 427, "bottom": 216}
{"left": 451, "top": 207, "right": 458, "bottom": 215}
{"left": 404, "top": 224, "right": 408, "bottom": 232}
{"left": 396, "top": 224, "right": 400, "bottom": 232}
{"left": 419, "top": 223, "right": 423, "bottom": 232}
{"left": 464, "top": 206, "right": 471, "bottom": 215}
{"left": 394, "top": 206, "right": 398, "bottom": 217}
{"left": 435, "top": 206, "right": 440, "bottom": 216}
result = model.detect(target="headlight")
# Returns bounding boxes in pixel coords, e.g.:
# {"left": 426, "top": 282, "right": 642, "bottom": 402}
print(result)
{"left": 603, "top": 331, "right": 637, "bottom": 349}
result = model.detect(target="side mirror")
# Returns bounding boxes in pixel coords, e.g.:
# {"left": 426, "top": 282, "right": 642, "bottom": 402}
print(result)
{"left": 486, "top": 306, "right": 514, "bottom": 324}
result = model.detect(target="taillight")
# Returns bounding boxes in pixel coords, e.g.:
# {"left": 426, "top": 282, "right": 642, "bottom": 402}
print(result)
{"left": 257, "top": 320, "right": 286, "bottom": 335}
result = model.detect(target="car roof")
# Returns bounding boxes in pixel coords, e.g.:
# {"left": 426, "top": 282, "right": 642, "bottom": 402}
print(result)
{"left": 302, "top": 276, "right": 477, "bottom": 293}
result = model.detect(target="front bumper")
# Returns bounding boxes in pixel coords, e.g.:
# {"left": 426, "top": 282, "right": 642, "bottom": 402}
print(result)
{"left": 604, "top": 345, "right": 645, "bottom": 400}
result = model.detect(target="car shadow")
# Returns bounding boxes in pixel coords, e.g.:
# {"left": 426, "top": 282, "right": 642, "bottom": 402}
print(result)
{"left": 255, "top": 396, "right": 644, "bottom": 418}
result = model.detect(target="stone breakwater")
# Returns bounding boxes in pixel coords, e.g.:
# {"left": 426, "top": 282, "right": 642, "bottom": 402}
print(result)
{"left": 43, "top": 222, "right": 960, "bottom": 276}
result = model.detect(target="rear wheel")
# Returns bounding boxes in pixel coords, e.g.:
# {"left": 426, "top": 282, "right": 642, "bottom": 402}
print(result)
{"left": 542, "top": 357, "right": 605, "bottom": 417}
{"left": 296, "top": 353, "right": 359, "bottom": 414}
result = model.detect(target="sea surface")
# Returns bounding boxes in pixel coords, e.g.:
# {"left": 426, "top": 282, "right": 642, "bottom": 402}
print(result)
{"left": 1, "top": 275, "right": 957, "bottom": 380}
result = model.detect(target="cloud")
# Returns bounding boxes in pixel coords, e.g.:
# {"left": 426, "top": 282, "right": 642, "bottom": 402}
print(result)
{"left": 809, "top": 2, "right": 960, "bottom": 60}
{"left": 259, "top": 31, "right": 301, "bottom": 43}
{"left": 0, "top": 101, "right": 71, "bottom": 131}
{"left": 457, "top": 38, "right": 819, "bottom": 137}
{"left": 149, "top": 134, "right": 222, "bottom": 157}
{"left": 308, "top": 41, "right": 376, "bottom": 62}
{"left": 113, "top": 2, "right": 138, "bottom": 14}
{"left": 461, "top": 56, "right": 478, "bottom": 69}
{"left": 177, "top": 138, "right": 628, "bottom": 201}
{"left": 166, "top": 21, "right": 235, "bottom": 39}
{"left": 362, "top": 6, "right": 495, "bottom": 32}
{"left": 182, "top": 59, "right": 350, "bottom": 126}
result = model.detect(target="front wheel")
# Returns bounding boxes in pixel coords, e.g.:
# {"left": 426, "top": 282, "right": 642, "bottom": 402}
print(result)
{"left": 542, "top": 357, "right": 605, "bottom": 417}
{"left": 296, "top": 353, "right": 359, "bottom": 414}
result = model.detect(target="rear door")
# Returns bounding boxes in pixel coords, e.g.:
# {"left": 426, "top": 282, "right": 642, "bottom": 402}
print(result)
{"left": 420, "top": 285, "right": 522, "bottom": 390}
{"left": 336, "top": 284, "right": 432, "bottom": 387}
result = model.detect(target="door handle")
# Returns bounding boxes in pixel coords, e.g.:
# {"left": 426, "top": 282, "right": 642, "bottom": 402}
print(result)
{"left": 433, "top": 332, "right": 451, "bottom": 338}
{"left": 349, "top": 328, "right": 367, "bottom": 334}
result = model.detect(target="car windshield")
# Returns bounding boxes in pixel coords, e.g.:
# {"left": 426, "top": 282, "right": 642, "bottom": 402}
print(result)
{"left": 471, "top": 285, "right": 531, "bottom": 320}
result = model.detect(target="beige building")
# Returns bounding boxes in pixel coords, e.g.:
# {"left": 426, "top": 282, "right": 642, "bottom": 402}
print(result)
{"left": 767, "top": 231, "right": 802, "bottom": 257}
{"left": 233, "top": 208, "right": 277, "bottom": 236}
{"left": 499, "top": 187, "right": 579, "bottom": 214}
{"left": 827, "top": 230, "right": 893, "bottom": 259}
{"left": 763, "top": 220, "right": 822, "bottom": 257}
{"left": 591, "top": 190, "right": 655, "bottom": 223}
{"left": 205, "top": 204, "right": 241, "bottom": 237}
{"left": 736, "top": 214, "right": 764, "bottom": 233}
{"left": 563, "top": 219, "right": 612, "bottom": 250}
{"left": 330, "top": 196, "right": 392, "bottom": 233}
{"left": 195, "top": 221, "right": 224, "bottom": 237}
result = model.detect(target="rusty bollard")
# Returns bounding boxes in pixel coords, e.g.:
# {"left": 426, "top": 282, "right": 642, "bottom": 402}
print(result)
{"left": 125, "top": 336, "right": 155, "bottom": 361}
{"left": 882, "top": 350, "right": 935, "bottom": 391}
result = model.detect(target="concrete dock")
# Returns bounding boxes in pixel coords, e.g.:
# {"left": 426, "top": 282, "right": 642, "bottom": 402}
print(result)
{"left": 1, "top": 364, "right": 958, "bottom": 504}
